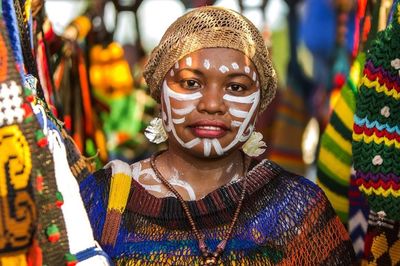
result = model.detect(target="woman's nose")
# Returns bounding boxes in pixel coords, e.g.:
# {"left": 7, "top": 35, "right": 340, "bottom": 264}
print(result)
{"left": 196, "top": 86, "right": 228, "bottom": 115}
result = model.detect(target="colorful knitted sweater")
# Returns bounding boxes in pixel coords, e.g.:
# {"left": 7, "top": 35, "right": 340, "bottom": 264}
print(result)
{"left": 80, "top": 158, "right": 355, "bottom": 265}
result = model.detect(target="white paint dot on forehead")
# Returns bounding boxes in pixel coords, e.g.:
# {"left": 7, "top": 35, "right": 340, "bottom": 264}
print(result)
{"left": 185, "top": 57, "right": 192, "bottom": 67}
{"left": 231, "top": 62, "right": 239, "bottom": 70}
{"left": 203, "top": 59, "right": 210, "bottom": 70}
{"left": 244, "top": 66, "right": 250, "bottom": 74}
{"left": 252, "top": 72, "right": 257, "bottom": 81}
{"left": 170, "top": 69, "right": 174, "bottom": 77}
{"left": 175, "top": 62, "right": 179, "bottom": 69}
{"left": 219, "top": 65, "right": 229, "bottom": 73}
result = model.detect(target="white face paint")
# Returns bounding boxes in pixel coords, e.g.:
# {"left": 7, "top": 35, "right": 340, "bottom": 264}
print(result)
{"left": 170, "top": 69, "right": 175, "bottom": 77}
{"left": 203, "top": 59, "right": 210, "bottom": 70}
{"left": 163, "top": 80, "right": 202, "bottom": 150}
{"left": 221, "top": 90, "right": 260, "bottom": 152}
{"left": 219, "top": 65, "right": 229, "bottom": 73}
{"left": 163, "top": 54, "right": 260, "bottom": 158}
{"left": 163, "top": 80, "right": 260, "bottom": 157}
{"left": 252, "top": 72, "right": 257, "bottom": 81}
{"left": 185, "top": 56, "right": 192, "bottom": 67}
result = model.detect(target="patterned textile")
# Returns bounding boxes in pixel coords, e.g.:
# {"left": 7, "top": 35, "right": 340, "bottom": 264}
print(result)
{"left": 0, "top": 19, "right": 37, "bottom": 257}
{"left": 80, "top": 158, "right": 355, "bottom": 265}
{"left": 363, "top": 211, "right": 400, "bottom": 265}
{"left": 352, "top": 3, "right": 400, "bottom": 223}
{"left": 0, "top": 6, "right": 110, "bottom": 265}
{"left": 316, "top": 54, "right": 369, "bottom": 259}
{"left": 352, "top": 2, "right": 400, "bottom": 264}
{"left": 267, "top": 87, "right": 309, "bottom": 175}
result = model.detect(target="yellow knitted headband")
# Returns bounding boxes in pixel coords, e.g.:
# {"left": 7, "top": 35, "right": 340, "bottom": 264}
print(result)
{"left": 143, "top": 6, "right": 277, "bottom": 112}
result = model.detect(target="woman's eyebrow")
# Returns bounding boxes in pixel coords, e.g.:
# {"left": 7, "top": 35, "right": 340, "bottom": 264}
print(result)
{"left": 176, "top": 68, "right": 205, "bottom": 77}
{"left": 226, "top": 72, "right": 254, "bottom": 82}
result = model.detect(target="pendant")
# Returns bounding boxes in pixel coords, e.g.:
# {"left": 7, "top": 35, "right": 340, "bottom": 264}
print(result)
{"left": 203, "top": 255, "right": 217, "bottom": 265}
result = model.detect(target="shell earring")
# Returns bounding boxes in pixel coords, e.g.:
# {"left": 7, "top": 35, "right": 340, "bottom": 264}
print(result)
{"left": 144, "top": 117, "right": 168, "bottom": 144}
{"left": 242, "top": 131, "right": 267, "bottom": 157}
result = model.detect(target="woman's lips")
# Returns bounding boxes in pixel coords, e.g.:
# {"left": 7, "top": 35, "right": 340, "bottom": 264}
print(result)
{"left": 189, "top": 121, "right": 229, "bottom": 138}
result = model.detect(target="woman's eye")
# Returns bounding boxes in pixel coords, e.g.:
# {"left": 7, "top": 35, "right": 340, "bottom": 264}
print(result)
{"left": 181, "top": 79, "right": 201, "bottom": 89}
{"left": 228, "top": 84, "right": 245, "bottom": 92}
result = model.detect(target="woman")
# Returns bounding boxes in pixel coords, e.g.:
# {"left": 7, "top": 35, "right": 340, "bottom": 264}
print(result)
{"left": 80, "top": 6, "right": 355, "bottom": 265}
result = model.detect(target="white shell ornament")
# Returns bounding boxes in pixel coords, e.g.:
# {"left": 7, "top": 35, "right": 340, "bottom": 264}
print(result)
{"left": 144, "top": 117, "right": 168, "bottom": 144}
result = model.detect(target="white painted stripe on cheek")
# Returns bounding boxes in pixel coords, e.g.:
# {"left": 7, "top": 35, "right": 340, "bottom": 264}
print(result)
{"left": 204, "top": 59, "right": 210, "bottom": 69}
{"left": 166, "top": 85, "right": 202, "bottom": 101}
{"left": 219, "top": 65, "right": 229, "bottom": 73}
{"left": 212, "top": 139, "right": 224, "bottom": 155}
{"left": 229, "top": 108, "right": 248, "bottom": 118}
{"left": 204, "top": 139, "right": 212, "bottom": 157}
{"left": 171, "top": 105, "right": 195, "bottom": 115}
{"left": 185, "top": 57, "right": 192, "bottom": 67}
{"left": 231, "top": 62, "right": 239, "bottom": 70}
{"left": 172, "top": 117, "right": 185, "bottom": 124}
{"left": 244, "top": 66, "right": 250, "bottom": 74}
{"left": 223, "top": 91, "right": 259, "bottom": 103}
{"left": 231, "top": 120, "right": 242, "bottom": 127}
{"left": 170, "top": 69, "right": 174, "bottom": 77}
{"left": 184, "top": 138, "right": 201, "bottom": 149}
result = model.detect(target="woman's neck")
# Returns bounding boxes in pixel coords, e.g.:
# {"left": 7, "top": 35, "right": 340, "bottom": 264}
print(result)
{"left": 155, "top": 147, "right": 244, "bottom": 200}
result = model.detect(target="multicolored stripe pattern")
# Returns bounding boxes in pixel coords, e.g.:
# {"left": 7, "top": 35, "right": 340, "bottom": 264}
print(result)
{"left": 316, "top": 54, "right": 369, "bottom": 259}
{"left": 352, "top": 5, "right": 400, "bottom": 222}
{"left": 80, "top": 159, "right": 355, "bottom": 265}
{"left": 352, "top": 3, "right": 400, "bottom": 264}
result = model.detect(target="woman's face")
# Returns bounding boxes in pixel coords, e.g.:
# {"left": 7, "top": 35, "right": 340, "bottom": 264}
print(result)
{"left": 161, "top": 47, "right": 260, "bottom": 158}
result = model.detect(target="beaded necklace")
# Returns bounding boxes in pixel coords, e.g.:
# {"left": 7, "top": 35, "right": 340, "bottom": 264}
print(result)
{"left": 150, "top": 151, "right": 248, "bottom": 265}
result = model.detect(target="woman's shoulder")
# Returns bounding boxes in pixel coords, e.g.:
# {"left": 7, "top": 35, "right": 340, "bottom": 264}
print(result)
{"left": 251, "top": 159, "right": 323, "bottom": 196}
{"left": 93, "top": 157, "right": 153, "bottom": 181}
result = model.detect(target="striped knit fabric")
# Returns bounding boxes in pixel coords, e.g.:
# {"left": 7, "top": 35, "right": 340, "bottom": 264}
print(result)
{"left": 268, "top": 87, "right": 309, "bottom": 175}
{"left": 352, "top": 3, "right": 400, "bottom": 264}
{"left": 316, "top": 54, "right": 369, "bottom": 259}
{"left": 80, "top": 158, "right": 355, "bottom": 265}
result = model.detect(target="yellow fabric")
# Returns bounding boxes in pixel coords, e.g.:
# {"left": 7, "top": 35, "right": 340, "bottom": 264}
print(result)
{"left": 318, "top": 147, "right": 350, "bottom": 184}
{"left": 108, "top": 173, "right": 132, "bottom": 212}
{"left": 334, "top": 95, "right": 355, "bottom": 130}
{"left": 0, "top": 125, "right": 32, "bottom": 196}
{"left": 318, "top": 181, "right": 349, "bottom": 215}
{"left": 353, "top": 132, "right": 400, "bottom": 148}
{"left": 360, "top": 76, "right": 400, "bottom": 100}
{"left": 358, "top": 185, "right": 400, "bottom": 197}
{"left": 325, "top": 124, "right": 352, "bottom": 154}
{"left": 0, "top": 253, "right": 27, "bottom": 266}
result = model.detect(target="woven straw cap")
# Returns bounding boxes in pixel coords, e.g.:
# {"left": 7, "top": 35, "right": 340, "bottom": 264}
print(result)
{"left": 143, "top": 6, "right": 277, "bottom": 112}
